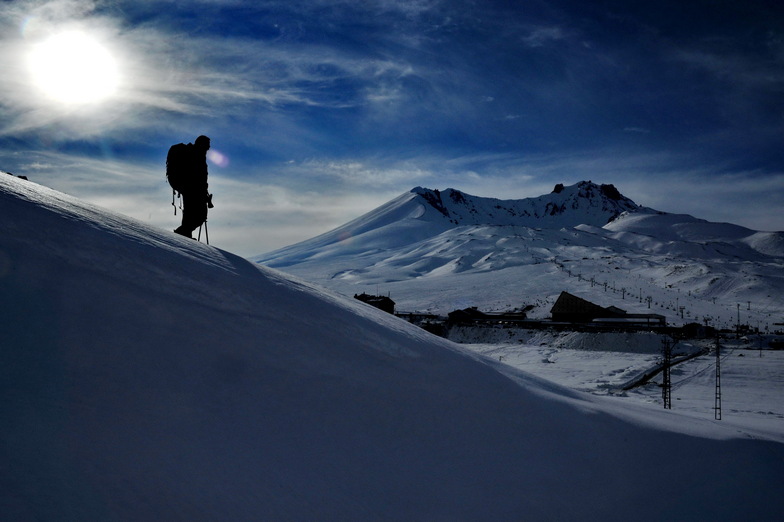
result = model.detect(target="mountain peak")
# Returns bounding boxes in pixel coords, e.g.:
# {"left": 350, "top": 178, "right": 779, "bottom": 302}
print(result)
{"left": 411, "top": 181, "right": 640, "bottom": 228}
{"left": 553, "top": 180, "right": 624, "bottom": 200}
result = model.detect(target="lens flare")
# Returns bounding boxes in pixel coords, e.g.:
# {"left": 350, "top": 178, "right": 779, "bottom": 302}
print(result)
{"left": 207, "top": 149, "right": 230, "bottom": 167}
{"left": 337, "top": 230, "right": 355, "bottom": 245}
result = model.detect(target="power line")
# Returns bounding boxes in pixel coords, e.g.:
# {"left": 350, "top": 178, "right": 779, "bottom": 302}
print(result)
{"left": 661, "top": 337, "right": 672, "bottom": 410}
{"left": 714, "top": 336, "right": 722, "bottom": 421}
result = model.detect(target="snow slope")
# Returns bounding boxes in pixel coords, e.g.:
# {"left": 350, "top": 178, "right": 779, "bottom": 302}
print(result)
{"left": 259, "top": 181, "right": 640, "bottom": 269}
{"left": 256, "top": 182, "right": 784, "bottom": 331}
{"left": 2, "top": 173, "right": 784, "bottom": 521}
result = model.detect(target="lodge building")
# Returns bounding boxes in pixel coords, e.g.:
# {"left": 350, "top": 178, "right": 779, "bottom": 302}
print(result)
{"left": 550, "top": 291, "right": 665, "bottom": 326}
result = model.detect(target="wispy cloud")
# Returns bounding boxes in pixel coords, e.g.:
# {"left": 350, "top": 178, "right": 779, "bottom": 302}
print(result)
{"left": 521, "top": 26, "right": 568, "bottom": 48}
{"left": 1, "top": 0, "right": 782, "bottom": 256}
{"left": 622, "top": 169, "right": 784, "bottom": 232}
{"left": 0, "top": 0, "right": 426, "bottom": 139}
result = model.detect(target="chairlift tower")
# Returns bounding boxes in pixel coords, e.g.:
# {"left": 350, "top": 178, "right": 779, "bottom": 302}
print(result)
{"left": 714, "top": 336, "right": 722, "bottom": 420}
{"left": 661, "top": 338, "right": 672, "bottom": 410}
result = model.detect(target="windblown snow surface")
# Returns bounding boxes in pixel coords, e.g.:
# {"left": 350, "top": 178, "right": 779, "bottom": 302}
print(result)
{"left": 2, "top": 174, "right": 783, "bottom": 521}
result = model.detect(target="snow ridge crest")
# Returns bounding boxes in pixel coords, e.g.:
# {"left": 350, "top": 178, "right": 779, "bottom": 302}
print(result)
{"left": 411, "top": 181, "right": 640, "bottom": 228}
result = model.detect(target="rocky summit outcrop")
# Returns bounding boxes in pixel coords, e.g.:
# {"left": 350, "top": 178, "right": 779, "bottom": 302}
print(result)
{"left": 411, "top": 181, "right": 641, "bottom": 228}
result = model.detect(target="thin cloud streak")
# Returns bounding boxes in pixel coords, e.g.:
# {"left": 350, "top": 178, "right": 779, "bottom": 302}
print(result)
{"left": 1, "top": 0, "right": 421, "bottom": 138}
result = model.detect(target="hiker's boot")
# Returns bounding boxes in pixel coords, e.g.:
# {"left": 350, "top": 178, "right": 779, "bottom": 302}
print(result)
{"left": 174, "top": 227, "right": 192, "bottom": 239}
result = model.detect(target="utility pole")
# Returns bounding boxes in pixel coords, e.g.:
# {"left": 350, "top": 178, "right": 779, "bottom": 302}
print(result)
{"left": 661, "top": 338, "right": 672, "bottom": 410}
{"left": 714, "top": 336, "right": 722, "bottom": 420}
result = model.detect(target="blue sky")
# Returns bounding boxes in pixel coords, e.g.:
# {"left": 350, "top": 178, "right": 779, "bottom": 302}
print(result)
{"left": 1, "top": 0, "right": 783, "bottom": 256}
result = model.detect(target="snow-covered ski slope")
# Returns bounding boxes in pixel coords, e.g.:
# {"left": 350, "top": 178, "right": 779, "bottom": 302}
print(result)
{"left": 2, "top": 173, "right": 784, "bottom": 521}
{"left": 256, "top": 182, "right": 784, "bottom": 330}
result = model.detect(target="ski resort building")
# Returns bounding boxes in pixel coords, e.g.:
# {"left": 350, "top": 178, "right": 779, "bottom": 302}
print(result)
{"left": 447, "top": 307, "right": 528, "bottom": 325}
{"left": 551, "top": 291, "right": 665, "bottom": 326}
{"left": 354, "top": 293, "right": 396, "bottom": 314}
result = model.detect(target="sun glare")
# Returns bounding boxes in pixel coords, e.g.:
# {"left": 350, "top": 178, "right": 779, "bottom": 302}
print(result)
{"left": 28, "top": 31, "right": 119, "bottom": 105}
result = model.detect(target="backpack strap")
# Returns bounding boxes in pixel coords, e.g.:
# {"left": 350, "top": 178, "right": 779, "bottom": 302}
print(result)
{"left": 171, "top": 188, "right": 182, "bottom": 215}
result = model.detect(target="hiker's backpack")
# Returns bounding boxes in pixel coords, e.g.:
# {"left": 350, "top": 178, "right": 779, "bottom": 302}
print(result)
{"left": 166, "top": 142, "right": 192, "bottom": 195}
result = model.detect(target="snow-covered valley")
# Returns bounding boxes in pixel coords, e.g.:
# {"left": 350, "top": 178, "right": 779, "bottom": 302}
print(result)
{"left": 460, "top": 333, "right": 784, "bottom": 436}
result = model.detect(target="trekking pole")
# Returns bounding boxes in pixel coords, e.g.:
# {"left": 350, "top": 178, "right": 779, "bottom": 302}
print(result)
{"left": 197, "top": 198, "right": 211, "bottom": 244}
{"left": 197, "top": 219, "right": 210, "bottom": 245}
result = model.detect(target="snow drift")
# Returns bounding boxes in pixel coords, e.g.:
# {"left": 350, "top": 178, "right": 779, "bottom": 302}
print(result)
{"left": 1, "top": 174, "right": 783, "bottom": 521}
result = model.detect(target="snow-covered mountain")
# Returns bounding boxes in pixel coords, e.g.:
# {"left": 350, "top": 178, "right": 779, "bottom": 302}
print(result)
{"left": 409, "top": 181, "right": 641, "bottom": 228}
{"left": 258, "top": 181, "right": 641, "bottom": 266}
{"left": 256, "top": 181, "right": 784, "bottom": 331}
{"left": 3, "top": 173, "right": 784, "bottom": 519}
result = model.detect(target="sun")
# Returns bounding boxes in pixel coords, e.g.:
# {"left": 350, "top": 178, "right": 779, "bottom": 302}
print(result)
{"left": 28, "top": 30, "right": 120, "bottom": 105}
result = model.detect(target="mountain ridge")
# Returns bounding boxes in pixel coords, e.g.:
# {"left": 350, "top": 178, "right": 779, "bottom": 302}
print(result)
{"left": 411, "top": 181, "right": 641, "bottom": 228}
{"left": 255, "top": 181, "right": 646, "bottom": 269}
{"left": 256, "top": 181, "right": 784, "bottom": 329}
